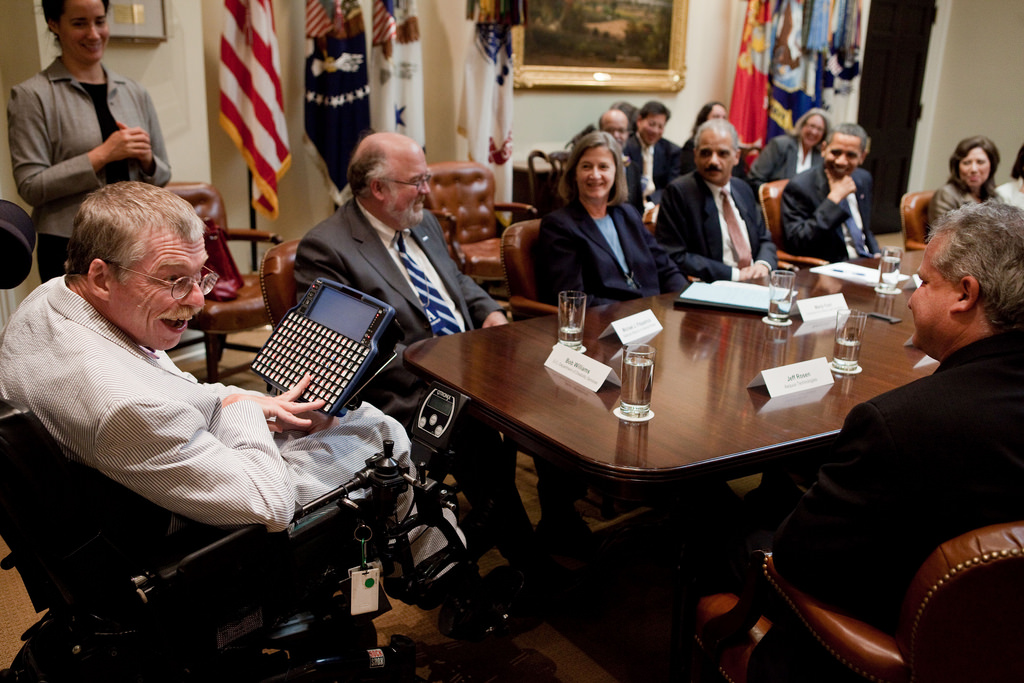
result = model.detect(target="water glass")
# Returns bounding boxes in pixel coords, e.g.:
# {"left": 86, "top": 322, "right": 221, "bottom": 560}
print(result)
{"left": 619, "top": 344, "right": 656, "bottom": 417}
{"left": 557, "top": 290, "right": 587, "bottom": 351}
{"left": 765, "top": 270, "right": 796, "bottom": 326}
{"left": 875, "top": 246, "right": 904, "bottom": 294}
{"left": 831, "top": 309, "right": 868, "bottom": 374}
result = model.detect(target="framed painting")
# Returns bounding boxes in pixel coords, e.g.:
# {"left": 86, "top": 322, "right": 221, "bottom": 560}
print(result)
{"left": 513, "top": 0, "right": 688, "bottom": 91}
{"left": 108, "top": 0, "right": 167, "bottom": 42}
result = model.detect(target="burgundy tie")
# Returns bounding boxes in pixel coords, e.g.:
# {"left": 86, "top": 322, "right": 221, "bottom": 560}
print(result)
{"left": 721, "top": 184, "right": 752, "bottom": 268}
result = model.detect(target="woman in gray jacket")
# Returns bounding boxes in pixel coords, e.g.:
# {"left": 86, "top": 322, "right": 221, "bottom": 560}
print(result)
{"left": 8, "top": 0, "right": 170, "bottom": 281}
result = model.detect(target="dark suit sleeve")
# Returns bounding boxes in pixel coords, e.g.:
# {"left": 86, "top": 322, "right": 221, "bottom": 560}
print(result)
{"left": 655, "top": 179, "right": 733, "bottom": 282}
{"left": 747, "top": 137, "right": 788, "bottom": 192}
{"left": 536, "top": 211, "right": 589, "bottom": 305}
{"left": 623, "top": 204, "right": 686, "bottom": 293}
{"left": 294, "top": 222, "right": 354, "bottom": 300}
{"left": 781, "top": 176, "right": 849, "bottom": 258}
{"left": 773, "top": 401, "right": 913, "bottom": 632}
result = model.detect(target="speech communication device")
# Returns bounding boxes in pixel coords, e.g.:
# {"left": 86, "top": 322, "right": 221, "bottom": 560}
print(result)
{"left": 251, "top": 279, "right": 396, "bottom": 416}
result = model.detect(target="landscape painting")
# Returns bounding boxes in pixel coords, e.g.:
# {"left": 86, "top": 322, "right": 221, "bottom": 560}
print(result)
{"left": 514, "top": 0, "right": 687, "bottom": 91}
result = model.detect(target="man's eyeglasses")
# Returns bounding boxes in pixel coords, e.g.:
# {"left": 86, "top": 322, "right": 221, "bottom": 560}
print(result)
{"left": 108, "top": 262, "right": 219, "bottom": 300}
{"left": 383, "top": 173, "right": 432, "bottom": 191}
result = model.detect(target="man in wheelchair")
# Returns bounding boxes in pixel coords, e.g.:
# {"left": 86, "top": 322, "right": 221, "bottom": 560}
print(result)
{"left": 0, "top": 182, "right": 519, "bottom": 681}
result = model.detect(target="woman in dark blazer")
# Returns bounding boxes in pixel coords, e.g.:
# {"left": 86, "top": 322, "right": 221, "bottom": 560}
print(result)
{"left": 537, "top": 131, "right": 686, "bottom": 306}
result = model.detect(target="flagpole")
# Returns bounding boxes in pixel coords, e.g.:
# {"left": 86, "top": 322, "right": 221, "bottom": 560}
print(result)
{"left": 248, "top": 169, "right": 258, "bottom": 270}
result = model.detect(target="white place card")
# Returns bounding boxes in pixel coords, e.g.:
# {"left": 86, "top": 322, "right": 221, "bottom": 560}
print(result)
{"left": 543, "top": 344, "right": 614, "bottom": 392}
{"left": 748, "top": 357, "right": 835, "bottom": 398}
{"left": 599, "top": 309, "right": 663, "bottom": 344}
{"left": 795, "top": 293, "right": 848, "bottom": 321}
{"left": 810, "top": 262, "right": 912, "bottom": 287}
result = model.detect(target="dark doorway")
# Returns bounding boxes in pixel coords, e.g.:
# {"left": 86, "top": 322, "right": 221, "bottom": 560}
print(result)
{"left": 857, "top": 0, "right": 936, "bottom": 234}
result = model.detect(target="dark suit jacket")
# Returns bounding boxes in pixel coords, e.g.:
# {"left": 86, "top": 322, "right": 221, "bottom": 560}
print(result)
{"left": 781, "top": 166, "right": 878, "bottom": 263}
{"left": 623, "top": 134, "right": 681, "bottom": 205}
{"left": 295, "top": 201, "right": 503, "bottom": 426}
{"left": 747, "top": 134, "right": 823, "bottom": 194}
{"left": 773, "top": 331, "right": 1024, "bottom": 633}
{"left": 655, "top": 172, "right": 777, "bottom": 282}
{"left": 537, "top": 200, "right": 686, "bottom": 306}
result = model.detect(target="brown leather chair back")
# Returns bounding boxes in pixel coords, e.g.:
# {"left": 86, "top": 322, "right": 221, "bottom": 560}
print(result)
{"left": 758, "top": 179, "right": 788, "bottom": 250}
{"left": 259, "top": 239, "right": 299, "bottom": 326}
{"left": 896, "top": 521, "right": 1024, "bottom": 682}
{"left": 900, "top": 190, "right": 933, "bottom": 251}
{"left": 527, "top": 149, "right": 569, "bottom": 216}
{"left": 425, "top": 161, "right": 498, "bottom": 247}
{"left": 758, "top": 178, "right": 828, "bottom": 267}
{"left": 500, "top": 219, "right": 557, "bottom": 319}
{"left": 166, "top": 181, "right": 229, "bottom": 229}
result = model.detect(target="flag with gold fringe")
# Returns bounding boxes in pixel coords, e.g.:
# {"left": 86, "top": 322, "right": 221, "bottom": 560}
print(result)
{"left": 220, "top": 0, "right": 291, "bottom": 219}
{"left": 766, "top": 0, "right": 830, "bottom": 140}
{"left": 457, "top": 2, "right": 526, "bottom": 204}
{"left": 369, "top": 0, "right": 425, "bottom": 147}
{"left": 304, "top": 0, "right": 371, "bottom": 204}
{"left": 729, "top": 0, "right": 772, "bottom": 148}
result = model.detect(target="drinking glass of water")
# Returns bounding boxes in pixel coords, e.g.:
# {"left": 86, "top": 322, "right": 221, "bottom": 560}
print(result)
{"left": 557, "top": 290, "right": 587, "bottom": 351}
{"left": 618, "top": 343, "right": 656, "bottom": 419}
{"left": 875, "top": 246, "right": 904, "bottom": 294}
{"left": 763, "top": 270, "right": 796, "bottom": 326}
{"left": 831, "top": 309, "right": 868, "bottom": 374}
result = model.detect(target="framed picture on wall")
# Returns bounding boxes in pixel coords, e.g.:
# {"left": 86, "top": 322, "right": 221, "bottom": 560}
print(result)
{"left": 513, "top": 0, "right": 688, "bottom": 91}
{"left": 108, "top": 0, "right": 166, "bottom": 42}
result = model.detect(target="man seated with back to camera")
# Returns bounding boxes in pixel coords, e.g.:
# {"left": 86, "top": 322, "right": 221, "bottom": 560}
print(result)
{"left": 294, "top": 132, "right": 573, "bottom": 596}
{"left": 0, "top": 181, "right": 511, "bottom": 638}
{"left": 748, "top": 202, "right": 1024, "bottom": 680}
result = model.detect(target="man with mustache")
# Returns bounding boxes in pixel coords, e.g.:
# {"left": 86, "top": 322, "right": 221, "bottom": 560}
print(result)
{"left": 655, "top": 119, "right": 777, "bottom": 282}
{"left": 0, "top": 181, "right": 423, "bottom": 535}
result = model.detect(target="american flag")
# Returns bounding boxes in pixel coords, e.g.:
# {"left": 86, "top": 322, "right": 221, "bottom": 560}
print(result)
{"left": 220, "top": 0, "right": 291, "bottom": 219}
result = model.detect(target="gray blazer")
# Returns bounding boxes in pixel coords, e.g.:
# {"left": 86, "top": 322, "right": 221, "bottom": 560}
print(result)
{"left": 7, "top": 59, "right": 171, "bottom": 238}
{"left": 295, "top": 201, "right": 503, "bottom": 426}
{"left": 747, "top": 135, "right": 823, "bottom": 193}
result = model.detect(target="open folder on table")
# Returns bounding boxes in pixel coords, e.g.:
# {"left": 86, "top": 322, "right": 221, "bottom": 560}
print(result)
{"left": 674, "top": 280, "right": 770, "bottom": 314}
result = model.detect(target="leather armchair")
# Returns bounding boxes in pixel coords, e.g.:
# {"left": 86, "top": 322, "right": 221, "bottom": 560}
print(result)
{"left": 500, "top": 219, "right": 557, "bottom": 320}
{"left": 900, "top": 190, "right": 933, "bottom": 251}
{"left": 692, "top": 521, "right": 1024, "bottom": 683}
{"left": 259, "top": 239, "right": 300, "bottom": 326}
{"left": 526, "top": 149, "right": 569, "bottom": 217}
{"left": 167, "top": 182, "right": 282, "bottom": 382}
{"left": 758, "top": 179, "right": 828, "bottom": 269}
{"left": 425, "top": 161, "right": 537, "bottom": 284}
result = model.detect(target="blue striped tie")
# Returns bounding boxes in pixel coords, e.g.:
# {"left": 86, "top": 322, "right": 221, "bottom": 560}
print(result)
{"left": 396, "top": 232, "right": 461, "bottom": 336}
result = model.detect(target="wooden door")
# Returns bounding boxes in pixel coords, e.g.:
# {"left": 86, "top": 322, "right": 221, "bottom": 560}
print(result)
{"left": 857, "top": 0, "right": 936, "bottom": 234}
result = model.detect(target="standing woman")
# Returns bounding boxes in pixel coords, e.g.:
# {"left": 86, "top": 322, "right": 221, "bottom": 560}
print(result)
{"left": 927, "top": 136, "right": 999, "bottom": 225}
{"left": 537, "top": 131, "right": 686, "bottom": 306}
{"left": 8, "top": 0, "right": 170, "bottom": 281}
{"left": 747, "top": 108, "right": 831, "bottom": 193}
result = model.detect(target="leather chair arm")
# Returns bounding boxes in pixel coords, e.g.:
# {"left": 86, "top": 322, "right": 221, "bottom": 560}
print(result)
{"left": 494, "top": 201, "right": 538, "bottom": 218}
{"left": 778, "top": 250, "right": 829, "bottom": 268}
{"left": 508, "top": 296, "right": 557, "bottom": 320}
{"left": 905, "top": 239, "right": 927, "bottom": 251}
{"left": 429, "top": 209, "right": 465, "bottom": 268}
{"left": 763, "top": 554, "right": 909, "bottom": 683}
{"left": 224, "top": 228, "right": 283, "bottom": 244}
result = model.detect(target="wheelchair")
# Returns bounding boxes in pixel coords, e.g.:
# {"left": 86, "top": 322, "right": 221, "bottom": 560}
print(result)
{"left": 0, "top": 395, "right": 501, "bottom": 682}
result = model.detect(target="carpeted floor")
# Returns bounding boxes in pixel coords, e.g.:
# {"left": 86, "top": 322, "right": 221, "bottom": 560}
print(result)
{"left": 0, "top": 330, "right": 754, "bottom": 680}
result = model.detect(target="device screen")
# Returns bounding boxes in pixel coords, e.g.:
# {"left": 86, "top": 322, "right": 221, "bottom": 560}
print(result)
{"left": 308, "top": 286, "right": 380, "bottom": 341}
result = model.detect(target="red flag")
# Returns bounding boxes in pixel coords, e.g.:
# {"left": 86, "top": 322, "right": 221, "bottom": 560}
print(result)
{"left": 220, "top": 0, "right": 291, "bottom": 219}
{"left": 729, "top": 0, "right": 771, "bottom": 148}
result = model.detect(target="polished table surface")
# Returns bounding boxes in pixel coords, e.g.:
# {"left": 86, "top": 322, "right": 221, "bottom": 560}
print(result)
{"left": 405, "top": 254, "right": 930, "bottom": 500}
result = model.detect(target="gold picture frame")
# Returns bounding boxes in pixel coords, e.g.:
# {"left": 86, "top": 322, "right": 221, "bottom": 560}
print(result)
{"left": 108, "top": 0, "right": 166, "bottom": 43}
{"left": 513, "top": 0, "right": 688, "bottom": 92}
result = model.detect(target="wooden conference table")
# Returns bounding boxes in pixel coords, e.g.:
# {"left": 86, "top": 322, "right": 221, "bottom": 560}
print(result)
{"left": 404, "top": 253, "right": 930, "bottom": 501}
